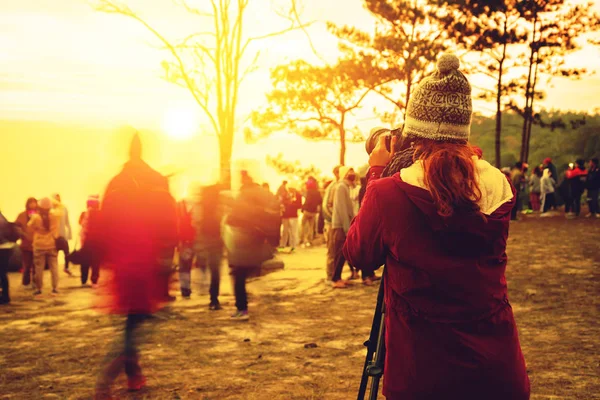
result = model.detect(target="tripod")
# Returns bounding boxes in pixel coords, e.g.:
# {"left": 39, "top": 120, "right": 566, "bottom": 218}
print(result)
{"left": 357, "top": 271, "right": 386, "bottom": 400}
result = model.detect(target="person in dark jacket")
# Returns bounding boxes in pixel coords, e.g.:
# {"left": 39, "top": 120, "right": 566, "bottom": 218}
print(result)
{"left": 15, "top": 197, "right": 38, "bottom": 286}
{"left": 566, "top": 159, "right": 588, "bottom": 218}
{"left": 344, "top": 55, "right": 529, "bottom": 400}
{"left": 192, "top": 183, "right": 225, "bottom": 309}
{"left": 301, "top": 177, "right": 322, "bottom": 247}
{"left": 78, "top": 195, "right": 102, "bottom": 287}
{"left": 587, "top": 158, "right": 600, "bottom": 218}
{"left": 223, "top": 170, "right": 281, "bottom": 320}
{"left": 0, "top": 210, "right": 20, "bottom": 304}
{"left": 510, "top": 162, "right": 525, "bottom": 221}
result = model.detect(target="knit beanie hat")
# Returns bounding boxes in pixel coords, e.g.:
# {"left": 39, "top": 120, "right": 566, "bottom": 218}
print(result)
{"left": 403, "top": 54, "right": 472, "bottom": 141}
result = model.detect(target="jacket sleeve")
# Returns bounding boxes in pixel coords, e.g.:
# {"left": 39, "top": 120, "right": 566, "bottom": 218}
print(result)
{"left": 333, "top": 184, "right": 354, "bottom": 233}
{"left": 343, "top": 183, "right": 386, "bottom": 271}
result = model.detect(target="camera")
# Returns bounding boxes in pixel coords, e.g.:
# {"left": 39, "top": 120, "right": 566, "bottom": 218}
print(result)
{"left": 365, "top": 126, "right": 404, "bottom": 155}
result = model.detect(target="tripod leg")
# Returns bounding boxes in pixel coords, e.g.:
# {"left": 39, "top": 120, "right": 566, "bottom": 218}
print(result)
{"left": 368, "top": 322, "right": 386, "bottom": 400}
{"left": 357, "top": 273, "right": 385, "bottom": 400}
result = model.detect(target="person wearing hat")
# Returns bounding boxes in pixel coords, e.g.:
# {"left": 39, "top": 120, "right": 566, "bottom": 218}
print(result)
{"left": 28, "top": 197, "right": 61, "bottom": 296}
{"left": 15, "top": 197, "right": 38, "bottom": 287}
{"left": 543, "top": 157, "right": 558, "bottom": 186}
{"left": 344, "top": 55, "right": 530, "bottom": 399}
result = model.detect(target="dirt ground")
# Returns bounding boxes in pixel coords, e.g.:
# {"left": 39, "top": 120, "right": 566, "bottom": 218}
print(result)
{"left": 1, "top": 214, "right": 599, "bottom": 400}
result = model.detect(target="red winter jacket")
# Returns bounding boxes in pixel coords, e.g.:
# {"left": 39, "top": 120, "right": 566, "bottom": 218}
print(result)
{"left": 344, "top": 165, "right": 530, "bottom": 400}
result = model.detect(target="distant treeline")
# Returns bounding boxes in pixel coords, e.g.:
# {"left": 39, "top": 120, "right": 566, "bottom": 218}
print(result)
{"left": 471, "top": 110, "right": 600, "bottom": 175}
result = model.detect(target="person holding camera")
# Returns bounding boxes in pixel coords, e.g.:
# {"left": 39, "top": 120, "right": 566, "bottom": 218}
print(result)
{"left": 344, "top": 55, "right": 529, "bottom": 399}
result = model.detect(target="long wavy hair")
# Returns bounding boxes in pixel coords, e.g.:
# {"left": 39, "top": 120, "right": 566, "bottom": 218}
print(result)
{"left": 413, "top": 138, "right": 482, "bottom": 218}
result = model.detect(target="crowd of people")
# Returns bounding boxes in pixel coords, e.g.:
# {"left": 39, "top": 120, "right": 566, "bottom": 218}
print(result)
{"left": 0, "top": 134, "right": 283, "bottom": 398}
{"left": 506, "top": 157, "right": 600, "bottom": 220}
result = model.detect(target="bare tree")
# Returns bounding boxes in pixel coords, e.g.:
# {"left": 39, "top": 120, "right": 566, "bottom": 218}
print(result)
{"left": 94, "top": 0, "right": 312, "bottom": 187}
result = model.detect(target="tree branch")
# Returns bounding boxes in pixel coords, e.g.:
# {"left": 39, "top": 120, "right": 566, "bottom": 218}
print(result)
{"left": 94, "top": 0, "right": 220, "bottom": 136}
{"left": 240, "top": 20, "right": 315, "bottom": 58}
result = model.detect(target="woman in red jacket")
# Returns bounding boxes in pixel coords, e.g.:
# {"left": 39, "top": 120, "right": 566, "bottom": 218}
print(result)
{"left": 343, "top": 55, "right": 529, "bottom": 400}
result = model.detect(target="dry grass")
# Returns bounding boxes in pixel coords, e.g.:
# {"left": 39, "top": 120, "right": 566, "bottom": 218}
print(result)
{"left": 0, "top": 215, "right": 599, "bottom": 399}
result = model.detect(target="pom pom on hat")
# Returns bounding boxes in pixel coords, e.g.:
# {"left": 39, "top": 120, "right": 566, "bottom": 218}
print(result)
{"left": 437, "top": 54, "right": 460, "bottom": 74}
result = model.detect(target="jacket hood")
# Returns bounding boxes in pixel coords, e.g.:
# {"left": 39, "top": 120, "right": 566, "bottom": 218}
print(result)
{"left": 398, "top": 158, "right": 514, "bottom": 234}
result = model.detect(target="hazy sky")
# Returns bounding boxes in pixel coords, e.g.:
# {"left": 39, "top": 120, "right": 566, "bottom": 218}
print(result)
{"left": 1, "top": 0, "right": 600, "bottom": 133}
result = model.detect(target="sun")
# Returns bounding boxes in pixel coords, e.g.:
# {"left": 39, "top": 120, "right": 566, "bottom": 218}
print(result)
{"left": 162, "top": 106, "right": 198, "bottom": 140}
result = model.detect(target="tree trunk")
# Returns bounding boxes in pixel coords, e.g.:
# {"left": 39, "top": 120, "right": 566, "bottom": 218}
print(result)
{"left": 520, "top": 12, "right": 538, "bottom": 162}
{"left": 495, "top": 21, "right": 508, "bottom": 169}
{"left": 339, "top": 128, "right": 346, "bottom": 166}
{"left": 405, "top": 71, "right": 413, "bottom": 119}
{"left": 219, "top": 130, "right": 233, "bottom": 189}
{"left": 524, "top": 49, "right": 541, "bottom": 163}
{"left": 339, "top": 114, "right": 346, "bottom": 166}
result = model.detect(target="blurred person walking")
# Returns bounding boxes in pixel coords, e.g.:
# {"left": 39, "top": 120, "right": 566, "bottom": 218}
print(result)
{"left": 29, "top": 197, "right": 60, "bottom": 296}
{"left": 52, "top": 193, "right": 73, "bottom": 276}
{"left": 345, "top": 55, "right": 529, "bottom": 400}
{"left": 301, "top": 177, "right": 322, "bottom": 247}
{"left": 192, "top": 184, "right": 225, "bottom": 309}
{"left": 587, "top": 158, "right": 600, "bottom": 218}
{"left": 223, "top": 170, "right": 280, "bottom": 320}
{"left": 529, "top": 166, "right": 542, "bottom": 212}
{"left": 94, "top": 132, "right": 178, "bottom": 399}
{"left": 176, "top": 197, "right": 195, "bottom": 299}
{"left": 78, "top": 195, "right": 102, "bottom": 287}
{"left": 15, "top": 197, "right": 38, "bottom": 286}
